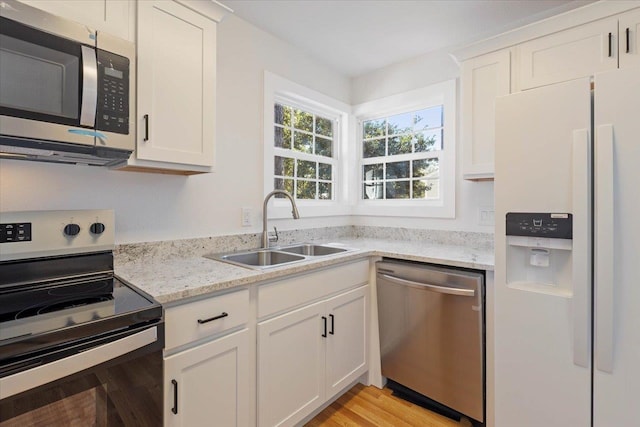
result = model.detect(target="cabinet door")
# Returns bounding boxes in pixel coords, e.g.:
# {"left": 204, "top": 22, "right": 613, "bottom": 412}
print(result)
{"left": 137, "top": 0, "right": 215, "bottom": 167}
{"left": 19, "top": 0, "right": 133, "bottom": 41}
{"left": 324, "top": 286, "right": 368, "bottom": 400}
{"left": 619, "top": 9, "right": 640, "bottom": 68}
{"left": 461, "top": 50, "right": 510, "bottom": 180}
{"left": 515, "top": 17, "right": 618, "bottom": 90}
{"left": 164, "top": 329, "right": 250, "bottom": 427}
{"left": 257, "top": 301, "right": 326, "bottom": 427}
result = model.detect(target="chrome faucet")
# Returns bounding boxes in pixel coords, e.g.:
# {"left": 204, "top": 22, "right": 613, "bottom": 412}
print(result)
{"left": 262, "top": 190, "right": 300, "bottom": 248}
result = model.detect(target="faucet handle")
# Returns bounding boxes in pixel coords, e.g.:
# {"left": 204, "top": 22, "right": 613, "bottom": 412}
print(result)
{"left": 268, "top": 226, "right": 279, "bottom": 243}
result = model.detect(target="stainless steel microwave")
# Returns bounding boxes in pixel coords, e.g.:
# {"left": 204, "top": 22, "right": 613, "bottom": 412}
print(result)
{"left": 0, "top": 0, "right": 135, "bottom": 167}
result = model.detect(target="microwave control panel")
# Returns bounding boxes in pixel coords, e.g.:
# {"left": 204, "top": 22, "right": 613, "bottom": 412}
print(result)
{"left": 506, "top": 212, "right": 573, "bottom": 239}
{"left": 96, "top": 50, "right": 129, "bottom": 135}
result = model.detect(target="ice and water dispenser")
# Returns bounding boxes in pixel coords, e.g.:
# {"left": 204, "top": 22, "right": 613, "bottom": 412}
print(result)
{"left": 505, "top": 213, "right": 573, "bottom": 295}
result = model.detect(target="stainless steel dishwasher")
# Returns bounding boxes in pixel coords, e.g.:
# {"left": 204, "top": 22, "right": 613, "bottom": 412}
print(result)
{"left": 376, "top": 259, "right": 484, "bottom": 424}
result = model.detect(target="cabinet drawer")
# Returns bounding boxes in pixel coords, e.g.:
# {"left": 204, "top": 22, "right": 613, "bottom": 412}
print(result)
{"left": 258, "top": 259, "right": 369, "bottom": 319}
{"left": 165, "top": 288, "right": 249, "bottom": 351}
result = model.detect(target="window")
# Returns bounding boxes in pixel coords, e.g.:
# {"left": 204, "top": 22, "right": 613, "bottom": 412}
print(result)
{"left": 362, "top": 105, "right": 443, "bottom": 200}
{"left": 273, "top": 103, "right": 335, "bottom": 200}
{"left": 264, "top": 71, "right": 350, "bottom": 218}
{"left": 353, "top": 79, "right": 456, "bottom": 218}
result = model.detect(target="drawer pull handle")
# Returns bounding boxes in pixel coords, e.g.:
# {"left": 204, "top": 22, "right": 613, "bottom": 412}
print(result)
{"left": 197, "top": 312, "right": 229, "bottom": 324}
{"left": 171, "top": 379, "right": 178, "bottom": 414}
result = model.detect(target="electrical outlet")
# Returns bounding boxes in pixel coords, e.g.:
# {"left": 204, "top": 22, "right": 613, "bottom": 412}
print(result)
{"left": 478, "top": 208, "right": 495, "bottom": 226}
{"left": 241, "top": 207, "right": 252, "bottom": 227}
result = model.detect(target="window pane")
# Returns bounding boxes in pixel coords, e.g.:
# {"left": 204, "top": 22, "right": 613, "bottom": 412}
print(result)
{"left": 363, "top": 119, "right": 386, "bottom": 139}
{"left": 388, "top": 135, "right": 412, "bottom": 156}
{"left": 316, "top": 116, "right": 333, "bottom": 137}
{"left": 315, "top": 136, "right": 332, "bottom": 157}
{"left": 297, "top": 180, "right": 316, "bottom": 199}
{"left": 363, "top": 182, "right": 384, "bottom": 199}
{"left": 274, "top": 126, "right": 291, "bottom": 149}
{"left": 319, "top": 182, "right": 332, "bottom": 200}
{"left": 319, "top": 163, "right": 332, "bottom": 180}
{"left": 363, "top": 163, "right": 383, "bottom": 181}
{"left": 274, "top": 178, "right": 294, "bottom": 196}
{"left": 297, "top": 160, "right": 316, "bottom": 178}
{"left": 386, "top": 161, "right": 409, "bottom": 179}
{"left": 414, "top": 129, "right": 442, "bottom": 152}
{"left": 363, "top": 139, "right": 385, "bottom": 158}
{"left": 387, "top": 112, "right": 413, "bottom": 135}
{"left": 414, "top": 106, "right": 443, "bottom": 130}
{"left": 274, "top": 156, "right": 295, "bottom": 177}
{"left": 274, "top": 104, "right": 291, "bottom": 126}
{"left": 294, "top": 109, "right": 313, "bottom": 132}
{"left": 413, "top": 179, "right": 439, "bottom": 199}
{"left": 293, "top": 131, "right": 313, "bottom": 153}
{"left": 386, "top": 181, "right": 410, "bottom": 199}
{"left": 412, "top": 158, "right": 439, "bottom": 178}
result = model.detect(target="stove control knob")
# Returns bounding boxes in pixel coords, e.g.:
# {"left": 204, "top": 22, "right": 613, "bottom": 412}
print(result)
{"left": 90, "top": 222, "right": 106, "bottom": 235}
{"left": 63, "top": 223, "right": 81, "bottom": 236}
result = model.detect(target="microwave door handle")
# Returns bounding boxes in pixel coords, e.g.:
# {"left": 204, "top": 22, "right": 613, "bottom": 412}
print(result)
{"left": 80, "top": 46, "right": 98, "bottom": 127}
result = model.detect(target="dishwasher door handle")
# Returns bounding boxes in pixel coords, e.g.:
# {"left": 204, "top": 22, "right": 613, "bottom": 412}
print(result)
{"left": 377, "top": 273, "right": 475, "bottom": 297}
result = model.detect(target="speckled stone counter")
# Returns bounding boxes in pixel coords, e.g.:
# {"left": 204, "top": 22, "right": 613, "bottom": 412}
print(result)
{"left": 115, "top": 228, "right": 494, "bottom": 304}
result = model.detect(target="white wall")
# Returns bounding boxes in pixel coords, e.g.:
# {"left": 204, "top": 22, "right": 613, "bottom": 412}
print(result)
{"left": 0, "top": 14, "right": 352, "bottom": 244}
{"left": 0, "top": 13, "right": 495, "bottom": 244}
{"left": 350, "top": 49, "right": 495, "bottom": 233}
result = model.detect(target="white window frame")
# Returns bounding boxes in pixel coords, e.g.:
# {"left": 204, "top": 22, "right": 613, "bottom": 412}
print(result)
{"left": 263, "top": 71, "right": 351, "bottom": 218}
{"left": 352, "top": 79, "right": 457, "bottom": 218}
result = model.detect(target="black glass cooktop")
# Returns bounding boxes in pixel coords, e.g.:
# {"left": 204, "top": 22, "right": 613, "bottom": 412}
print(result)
{"left": 0, "top": 276, "right": 162, "bottom": 376}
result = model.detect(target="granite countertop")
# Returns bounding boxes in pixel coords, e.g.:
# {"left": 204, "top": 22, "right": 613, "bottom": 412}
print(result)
{"left": 115, "top": 237, "right": 494, "bottom": 305}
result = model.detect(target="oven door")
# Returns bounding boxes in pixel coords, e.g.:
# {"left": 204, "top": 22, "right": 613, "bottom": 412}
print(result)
{"left": 0, "top": 325, "right": 163, "bottom": 426}
{"left": 0, "top": 4, "right": 99, "bottom": 147}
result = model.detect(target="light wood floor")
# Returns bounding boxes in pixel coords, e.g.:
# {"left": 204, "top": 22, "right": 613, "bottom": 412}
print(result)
{"left": 305, "top": 383, "right": 473, "bottom": 427}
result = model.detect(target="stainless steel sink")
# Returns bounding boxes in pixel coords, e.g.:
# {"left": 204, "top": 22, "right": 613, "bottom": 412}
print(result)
{"left": 278, "top": 244, "right": 348, "bottom": 256}
{"left": 205, "top": 249, "right": 305, "bottom": 269}
{"left": 204, "top": 243, "right": 353, "bottom": 270}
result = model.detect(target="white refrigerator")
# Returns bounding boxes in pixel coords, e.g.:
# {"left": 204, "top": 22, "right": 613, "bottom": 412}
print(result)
{"left": 494, "top": 66, "right": 640, "bottom": 427}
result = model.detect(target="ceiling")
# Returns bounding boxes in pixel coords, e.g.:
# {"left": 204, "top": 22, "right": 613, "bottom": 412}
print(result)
{"left": 220, "top": 0, "right": 595, "bottom": 77}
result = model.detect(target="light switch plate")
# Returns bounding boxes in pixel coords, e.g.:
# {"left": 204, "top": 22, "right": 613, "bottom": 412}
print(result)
{"left": 478, "top": 208, "right": 495, "bottom": 226}
{"left": 241, "top": 207, "right": 252, "bottom": 227}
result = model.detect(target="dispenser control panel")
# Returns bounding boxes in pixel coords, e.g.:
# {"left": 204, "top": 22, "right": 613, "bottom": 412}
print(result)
{"left": 506, "top": 213, "right": 572, "bottom": 239}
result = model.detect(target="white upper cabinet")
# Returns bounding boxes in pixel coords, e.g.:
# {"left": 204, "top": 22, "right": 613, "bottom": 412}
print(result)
{"left": 19, "top": 0, "right": 134, "bottom": 41}
{"left": 461, "top": 49, "right": 510, "bottom": 180}
{"left": 131, "top": 0, "right": 219, "bottom": 173}
{"left": 515, "top": 17, "right": 618, "bottom": 91}
{"left": 619, "top": 9, "right": 640, "bottom": 68}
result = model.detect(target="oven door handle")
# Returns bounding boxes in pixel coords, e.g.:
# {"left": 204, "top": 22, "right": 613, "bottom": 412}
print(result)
{"left": 0, "top": 326, "right": 158, "bottom": 400}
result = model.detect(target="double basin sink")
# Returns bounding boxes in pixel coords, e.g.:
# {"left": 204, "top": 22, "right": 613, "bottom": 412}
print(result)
{"left": 205, "top": 243, "right": 352, "bottom": 270}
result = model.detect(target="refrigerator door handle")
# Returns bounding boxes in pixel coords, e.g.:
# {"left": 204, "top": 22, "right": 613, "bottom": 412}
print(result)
{"left": 595, "top": 124, "right": 615, "bottom": 374}
{"left": 572, "top": 129, "right": 591, "bottom": 368}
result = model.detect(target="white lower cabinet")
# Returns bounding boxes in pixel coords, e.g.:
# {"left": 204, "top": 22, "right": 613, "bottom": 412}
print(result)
{"left": 257, "top": 285, "right": 368, "bottom": 427}
{"left": 163, "top": 288, "right": 250, "bottom": 427}
{"left": 324, "top": 287, "right": 368, "bottom": 400}
{"left": 164, "top": 328, "right": 250, "bottom": 427}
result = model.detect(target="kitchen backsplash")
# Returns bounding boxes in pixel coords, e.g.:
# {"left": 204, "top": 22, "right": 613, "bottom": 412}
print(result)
{"left": 115, "top": 226, "right": 493, "bottom": 264}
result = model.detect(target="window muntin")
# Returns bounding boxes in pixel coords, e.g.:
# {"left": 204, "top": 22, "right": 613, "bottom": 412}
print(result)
{"left": 361, "top": 106, "right": 443, "bottom": 200}
{"left": 273, "top": 102, "right": 336, "bottom": 201}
